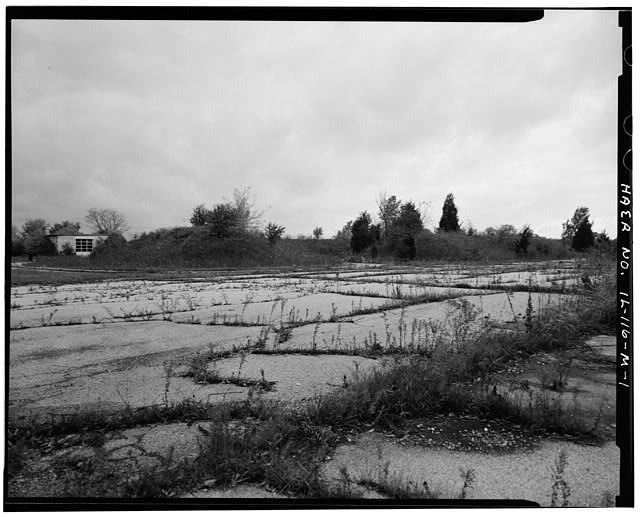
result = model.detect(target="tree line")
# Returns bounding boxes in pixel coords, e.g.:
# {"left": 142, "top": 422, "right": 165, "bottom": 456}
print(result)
{"left": 335, "top": 192, "right": 611, "bottom": 260}
{"left": 12, "top": 186, "right": 611, "bottom": 262}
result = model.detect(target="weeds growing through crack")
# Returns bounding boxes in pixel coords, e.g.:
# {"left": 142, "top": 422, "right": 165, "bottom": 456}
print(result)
{"left": 254, "top": 326, "right": 270, "bottom": 349}
{"left": 525, "top": 291, "right": 534, "bottom": 333}
{"left": 6, "top": 433, "right": 27, "bottom": 480}
{"left": 550, "top": 449, "right": 571, "bottom": 507}
{"left": 40, "top": 309, "right": 58, "bottom": 326}
{"left": 162, "top": 361, "right": 174, "bottom": 407}
{"left": 329, "top": 302, "right": 338, "bottom": 322}
{"left": 458, "top": 468, "right": 476, "bottom": 499}
{"left": 311, "top": 316, "right": 322, "bottom": 351}
{"left": 349, "top": 445, "right": 442, "bottom": 499}
{"left": 543, "top": 357, "right": 573, "bottom": 391}
{"left": 276, "top": 325, "right": 292, "bottom": 344}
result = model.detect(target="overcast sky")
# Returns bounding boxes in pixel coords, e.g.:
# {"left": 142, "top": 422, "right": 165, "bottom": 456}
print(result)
{"left": 11, "top": 10, "right": 621, "bottom": 239}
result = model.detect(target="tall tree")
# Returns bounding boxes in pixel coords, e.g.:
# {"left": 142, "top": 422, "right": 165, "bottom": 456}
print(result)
{"left": 232, "top": 186, "right": 264, "bottom": 233}
{"left": 376, "top": 191, "right": 401, "bottom": 237}
{"left": 22, "top": 218, "right": 55, "bottom": 257}
{"left": 312, "top": 226, "right": 323, "bottom": 240}
{"left": 206, "top": 203, "right": 239, "bottom": 239}
{"left": 392, "top": 202, "right": 423, "bottom": 237}
{"left": 334, "top": 220, "right": 353, "bottom": 251}
{"left": 351, "top": 211, "right": 375, "bottom": 254}
{"left": 562, "top": 207, "right": 590, "bottom": 242}
{"left": 49, "top": 220, "right": 82, "bottom": 235}
{"left": 11, "top": 225, "right": 23, "bottom": 255}
{"left": 85, "top": 208, "right": 129, "bottom": 235}
{"left": 438, "top": 193, "right": 460, "bottom": 232}
{"left": 389, "top": 202, "right": 423, "bottom": 259}
{"left": 514, "top": 225, "right": 534, "bottom": 255}
{"left": 572, "top": 217, "right": 595, "bottom": 251}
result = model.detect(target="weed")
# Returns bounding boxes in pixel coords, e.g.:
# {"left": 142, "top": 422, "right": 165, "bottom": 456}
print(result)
{"left": 600, "top": 491, "right": 615, "bottom": 507}
{"left": 6, "top": 433, "right": 27, "bottom": 480}
{"left": 328, "top": 302, "right": 339, "bottom": 322}
{"left": 311, "top": 316, "right": 322, "bottom": 351}
{"left": 545, "top": 357, "right": 573, "bottom": 391}
{"left": 236, "top": 351, "right": 247, "bottom": 379}
{"left": 458, "top": 468, "right": 476, "bottom": 499}
{"left": 550, "top": 449, "right": 571, "bottom": 507}
{"left": 40, "top": 309, "right": 58, "bottom": 326}
{"left": 254, "top": 326, "right": 270, "bottom": 349}
{"left": 355, "top": 452, "right": 441, "bottom": 499}
{"left": 162, "top": 361, "right": 174, "bottom": 407}
{"left": 524, "top": 291, "right": 534, "bottom": 333}
{"left": 159, "top": 293, "right": 176, "bottom": 321}
{"left": 276, "top": 325, "right": 292, "bottom": 344}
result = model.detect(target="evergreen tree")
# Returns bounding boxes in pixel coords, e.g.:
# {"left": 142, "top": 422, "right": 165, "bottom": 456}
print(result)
{"left": 265, "top": 222, "right": 285, "bottom": 244}
{"left": 350, "top": 211, "right": 374, "bottom": 254}
{"left": 389, "top": 202, "right": 423, "bottom": 260}
{"left": 562, "top": 207, "right": 590, "bottom": 242}
{"left": 572, "top": 218, "right": 595, "bottom": 251}
{"left": 438, "top": 193, "right": 460, "bottom": 232}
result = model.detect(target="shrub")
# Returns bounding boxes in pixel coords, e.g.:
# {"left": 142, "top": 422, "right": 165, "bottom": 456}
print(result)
{"left": 61, "top": 242, "right": 74, "bottom": 256}
{"left": 265, "top": 222, "right": 285, "bottom": 244}
{"left": 11, "top": 238, "right": 25, "bottom": 256}
{"left": 190, "top": 204, "right": 209, "bottom": 226}
{"left": 206, "top": 203, "right": 239, "bottom": 239}
{"left": 91, "top": 234, "right": 127, "bottom": 258}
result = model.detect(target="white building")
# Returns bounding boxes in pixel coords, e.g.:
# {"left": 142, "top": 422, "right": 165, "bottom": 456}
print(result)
{"left": 48, "top": 234, "right": 105, "bottom": 256}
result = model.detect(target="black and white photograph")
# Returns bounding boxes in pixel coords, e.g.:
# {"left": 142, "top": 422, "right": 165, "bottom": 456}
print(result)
{"left": 5, "top": 6, "right": 632, "bottom": 509}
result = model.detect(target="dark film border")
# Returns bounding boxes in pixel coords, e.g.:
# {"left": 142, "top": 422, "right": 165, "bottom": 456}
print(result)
{"left": 3, "top": 5, "right": 632, "bottom": 511}
{"left": 616, "top": 8, "right": 633, "bottom": 509}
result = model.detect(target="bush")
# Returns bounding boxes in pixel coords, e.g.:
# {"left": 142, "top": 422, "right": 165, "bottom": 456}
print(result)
{"left": 61, "top": 242, "right": 74, "bottom": 256}
{"left": 91, "top": 234, "right": 126, "bottom": 258}
{"left": 84, "top": 226, "right": 345, "bottom": 269}
{"left": 413, "top": 230, "right": 572, "bottom": 262}
{"left": 11, "top": 239, "right": 25, "bottom": 256}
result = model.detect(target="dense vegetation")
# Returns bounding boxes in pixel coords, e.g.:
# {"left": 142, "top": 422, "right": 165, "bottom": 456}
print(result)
{"left": 11, "top": 189, "right": 614, "bottom": 269}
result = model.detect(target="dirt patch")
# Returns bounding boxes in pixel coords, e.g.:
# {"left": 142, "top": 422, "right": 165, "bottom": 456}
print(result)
{"left": 390, "top": 414, "right": 539, "bottom": 453}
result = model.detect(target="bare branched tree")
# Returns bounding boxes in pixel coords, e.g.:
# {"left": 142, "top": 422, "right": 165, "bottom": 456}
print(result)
{"left": 231, "top": 186, "right": 265, "bottom": 232}
{"left": 85, "top": 208, "right": 129, "bottom": 235}
{"left": 376, "top": 190, "right": 401, "bottom": 238}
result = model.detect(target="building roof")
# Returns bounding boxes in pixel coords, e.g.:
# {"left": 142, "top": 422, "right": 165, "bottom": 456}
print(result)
{"left": 47, "top": 234, "right": 105, "bottom": 238}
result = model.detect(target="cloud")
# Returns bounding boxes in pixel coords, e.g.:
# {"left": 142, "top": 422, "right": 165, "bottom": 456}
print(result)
{"left": 11, "top": 11, "right": 620, "bottom": 238}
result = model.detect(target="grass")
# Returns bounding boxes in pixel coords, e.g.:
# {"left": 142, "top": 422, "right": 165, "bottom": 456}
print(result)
{"left": 304, "top": 268, "right": 615, "bottom": 435}
{"left": 180, "top": 349, "right": 277, "bottom": 392}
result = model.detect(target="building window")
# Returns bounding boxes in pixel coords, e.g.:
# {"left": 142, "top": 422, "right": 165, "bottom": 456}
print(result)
{"left": 75, "top": 238, "right": 93, "bottom": 253}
